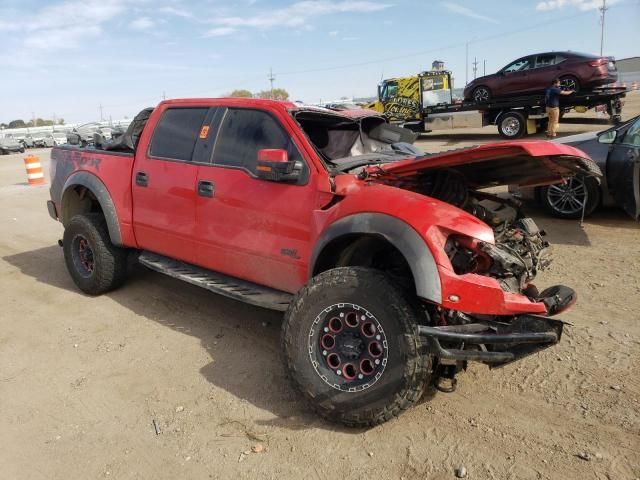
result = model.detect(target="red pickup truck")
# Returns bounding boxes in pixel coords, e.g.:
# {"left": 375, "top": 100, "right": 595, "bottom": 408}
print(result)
{"left": 48, "top": 98, "right": 599, "bottom": 426}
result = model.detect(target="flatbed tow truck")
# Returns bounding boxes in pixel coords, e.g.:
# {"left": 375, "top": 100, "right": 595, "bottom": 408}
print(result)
{"left": 368, "top": 70, "right": 627, "bottom": 139}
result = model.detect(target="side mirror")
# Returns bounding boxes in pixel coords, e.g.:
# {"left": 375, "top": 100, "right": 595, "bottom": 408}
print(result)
{"left": 598, "top": 130, "right": 617, "bottom": 144}
{"left": 256, "top": 148, "right": 300, "bottom": 182}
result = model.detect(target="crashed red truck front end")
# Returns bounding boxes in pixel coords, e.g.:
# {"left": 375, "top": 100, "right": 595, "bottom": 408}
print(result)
{"left": 324, "top": 140, "right": 600, "bottom": 365}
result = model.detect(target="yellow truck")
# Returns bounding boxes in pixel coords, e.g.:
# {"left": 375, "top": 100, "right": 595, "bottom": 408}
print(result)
{"left": 368, "top": 70, "right": 625, "bottom": 139}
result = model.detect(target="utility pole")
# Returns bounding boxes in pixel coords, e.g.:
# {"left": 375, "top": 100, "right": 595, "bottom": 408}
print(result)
{"left": 268, "top": 67, "right": 275, "bottom": 99}
{"left": 599, "top": 0, "right": 608, "bottom": 56}
{"left": 472, "top": 57, "right": 478, "bottom": 79}
{"left": 465, "top": 42, "right": 469, "bottom": 85}
{"left": 99, "top": 103, "right": 104, "bottom": 122}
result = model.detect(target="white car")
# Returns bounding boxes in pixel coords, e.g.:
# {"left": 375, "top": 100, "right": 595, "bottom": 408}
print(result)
{"left": 52, "top": 132, "right": 68, "bottom": 145}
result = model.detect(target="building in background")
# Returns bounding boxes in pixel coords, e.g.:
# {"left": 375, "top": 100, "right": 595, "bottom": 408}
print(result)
{"left": 617, "top": 57, "right": 640, "bottom": 85}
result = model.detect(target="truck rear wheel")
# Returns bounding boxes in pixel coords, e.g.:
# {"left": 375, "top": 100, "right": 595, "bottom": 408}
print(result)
{"left": 498, "top": 111, "right": 526, "bottom": 139}
{"left": 63, "top": 213, "right": 128, "bottom": 295}
{"left": 282, "top": 267, "right": 430, "bottom": 427}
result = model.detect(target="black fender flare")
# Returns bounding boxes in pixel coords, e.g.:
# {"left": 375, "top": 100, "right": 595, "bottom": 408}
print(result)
{"left": 310, "top": 213, "right": 442, "bottom": 304}
{"left": 61, "top": 171, "right": 123, "bottom": 246}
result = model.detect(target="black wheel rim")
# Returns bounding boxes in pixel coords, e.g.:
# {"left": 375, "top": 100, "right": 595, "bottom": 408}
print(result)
{"left": 72, "top": 234, "right": 95, "bottom": 278}
{"left": 474, "top": 88, "right": 489, "bottom": 102}
{"left": 560, "top": 77, "right": 577, "bottom": 91}
{"left": 308, "top": 303, "right": 389, "bottom": 392}
{"left": 546, "top": 177, "right": 587, "bottom": 215}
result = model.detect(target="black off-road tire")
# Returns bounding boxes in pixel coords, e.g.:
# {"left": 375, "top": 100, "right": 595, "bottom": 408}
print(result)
{"left": 63, "top": 213, "right": 128, "bottom": 295}
{"left": 282, "top": 267, "right": 430, "bottom": 427}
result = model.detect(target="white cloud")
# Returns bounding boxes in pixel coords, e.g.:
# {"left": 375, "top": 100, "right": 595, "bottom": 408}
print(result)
{"left": 204, "top": 27, "right": 237, "bottom": 37}
{"left": 25, "top": 25, "right": 102, "bottom": 49}
{"left": 536, "top": 0, "right": 617, "bottom": 10}
{"left": 212, "top": 1, "right": 391, "bottom": 30}
{"left": 158, "top": 6, "right": 193, "bottom": 18}
{"left": 0, "top": 0, "right": 130, "bottom": 49}
{"left": 328, "top": 30, "right": 339, "bottom": 35}
{"left": 441, "top": 2, "right": 499, "bottom": 24}
{"left": 130, "top": 16, "right": 155, "bottom": 30}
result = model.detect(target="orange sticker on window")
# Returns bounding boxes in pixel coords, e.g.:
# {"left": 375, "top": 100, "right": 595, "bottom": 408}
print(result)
{"left": 199, "top": 125, "right": 210, "bottom": 139}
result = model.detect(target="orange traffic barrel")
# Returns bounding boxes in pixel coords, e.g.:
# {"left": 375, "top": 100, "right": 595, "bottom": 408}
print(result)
{"left": 24, "top": 155, "right": 45, "bottom": 185}
{"left": 632, "top": 80, "right": 638, "bottom": 90}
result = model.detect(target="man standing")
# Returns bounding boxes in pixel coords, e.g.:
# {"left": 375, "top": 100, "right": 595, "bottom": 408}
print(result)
{"left": 545, "top": 78, "right": 575, "bottom": 138}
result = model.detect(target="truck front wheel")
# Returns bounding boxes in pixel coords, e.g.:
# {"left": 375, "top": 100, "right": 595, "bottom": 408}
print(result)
{"left": 63, "top": 213, "right": 128, "bottom": 295}
{"left": 282, "top": 267, "right": 430, "bottom": 427}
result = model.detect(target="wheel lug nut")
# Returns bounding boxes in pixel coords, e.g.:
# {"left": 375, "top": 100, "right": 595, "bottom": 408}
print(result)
{"left": 375, "top": 359, "right": 380, "bottom": 365}
{"left": 358, "top": 374, "right": 364, "bottom": 379}
{"left": 336, "top": 370, "right": 342, "bottom": 376}
{"left": 323, "top": 327, "right": 328, "bottom": 332}
{"left": 375, "top": 335, "right": 381, "bottom": 340}
{"left": 322, "top": 350, "right": 327, "bottom": 356}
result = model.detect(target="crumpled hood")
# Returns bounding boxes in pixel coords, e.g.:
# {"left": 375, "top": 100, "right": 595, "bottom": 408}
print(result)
{"left": 369, "top": 140, "right": 602, "bottom": 189}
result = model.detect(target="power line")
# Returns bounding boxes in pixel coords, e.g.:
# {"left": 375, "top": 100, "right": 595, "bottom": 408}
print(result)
{"left": 268, "top": 67, "right": 275, "bottom": 99}
{"left": 599, "top": 0, "right": 608, "bottom": 56}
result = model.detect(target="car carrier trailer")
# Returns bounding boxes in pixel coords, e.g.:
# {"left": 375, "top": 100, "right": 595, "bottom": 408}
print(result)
{"left": 368, "top": 70, "right": 627, "bottom": 139}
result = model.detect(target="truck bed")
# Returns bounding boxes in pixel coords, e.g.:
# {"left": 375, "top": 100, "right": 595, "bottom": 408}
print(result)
{"left": 425, "top": 86, "right": 627, "bottom": 115}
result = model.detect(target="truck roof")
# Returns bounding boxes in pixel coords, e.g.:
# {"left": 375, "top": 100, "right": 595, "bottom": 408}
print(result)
{"left": 158, "top": 97, "right": 299, "bottom": 110}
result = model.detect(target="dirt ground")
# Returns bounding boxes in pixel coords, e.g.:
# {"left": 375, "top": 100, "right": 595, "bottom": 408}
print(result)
{"left": 1, "top": 93, "right": 639, "bottom": 480}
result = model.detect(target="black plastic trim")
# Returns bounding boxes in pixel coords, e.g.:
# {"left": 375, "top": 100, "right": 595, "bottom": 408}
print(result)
{"left": 46, "top": 200, "right": 58, "bottom": 220}
{"left": 61, "top": 171, "right": 123, "bottom": 246}
{"left": 310, "top": 213, "right": 442, "bottom": 303}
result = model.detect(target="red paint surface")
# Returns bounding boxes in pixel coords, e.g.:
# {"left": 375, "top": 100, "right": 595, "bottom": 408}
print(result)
{"left": 50, "top": 98, "right": 590, "bottom": 317}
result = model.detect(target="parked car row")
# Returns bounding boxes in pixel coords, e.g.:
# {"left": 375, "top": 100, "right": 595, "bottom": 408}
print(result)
{"left": 1, "top": 131, "right": 69, "bottom": 150}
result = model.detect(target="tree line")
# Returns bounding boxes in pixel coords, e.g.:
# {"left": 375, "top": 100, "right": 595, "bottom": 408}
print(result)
{"left": 226, "top": 88, "right": 290, "bottom": 101}
{"left": 1, "top": 118, "right": 65, "bottom": 129}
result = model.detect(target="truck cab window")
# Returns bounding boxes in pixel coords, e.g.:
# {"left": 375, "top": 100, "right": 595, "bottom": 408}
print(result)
{"left": 149, "top": 107, "right": 208, "bottom": 161}
{"left": 382, "top": 83, "right": 398, "bottom": 101}
{"left": 212, "top": 108, "right": 302, "bottom": 174}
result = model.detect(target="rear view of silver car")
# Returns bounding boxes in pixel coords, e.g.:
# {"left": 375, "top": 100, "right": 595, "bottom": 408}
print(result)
{"left": 0, "top": 136, "right": 25, "bottom": 154}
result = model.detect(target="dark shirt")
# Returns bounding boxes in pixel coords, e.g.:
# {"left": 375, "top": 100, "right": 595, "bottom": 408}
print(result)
{"left": 545, "top": 86, "right": 561, "bottom": 107}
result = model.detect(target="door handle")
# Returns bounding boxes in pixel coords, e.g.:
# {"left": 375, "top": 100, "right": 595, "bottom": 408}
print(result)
{"left": 135, "top": 171, "right": 148, "bottom": 187}
{"left": 198, "top": 180, "right": 215, "bottom": 198}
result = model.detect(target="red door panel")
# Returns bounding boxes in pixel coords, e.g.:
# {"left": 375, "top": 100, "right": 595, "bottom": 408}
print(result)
{"left": 132, "top": 106, "right": 210, "bottom": 263}
{"left": 133, "top": 161, "right": 199, "bottom": 262}
{"left": 195, "top": 167, "right": 318, "bottom": 292}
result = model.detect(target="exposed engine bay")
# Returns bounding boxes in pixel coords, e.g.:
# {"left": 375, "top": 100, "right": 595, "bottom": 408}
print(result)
{"left": 394, "top": 168, "right": 552, "bottom": 293}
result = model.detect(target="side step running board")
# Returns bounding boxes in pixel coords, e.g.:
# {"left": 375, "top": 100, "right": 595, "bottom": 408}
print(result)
{"left": 138, "top": 252, "right": 293, "bottom": 311}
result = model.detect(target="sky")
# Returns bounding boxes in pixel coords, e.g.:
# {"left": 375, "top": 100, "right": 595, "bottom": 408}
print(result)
{"left": 0, "top": 0, "right": 638, "bottom": 124}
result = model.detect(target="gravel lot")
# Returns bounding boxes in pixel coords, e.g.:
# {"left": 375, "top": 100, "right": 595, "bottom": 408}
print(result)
{"left": 1, "top": 93, "right": 639, "bottom": 480}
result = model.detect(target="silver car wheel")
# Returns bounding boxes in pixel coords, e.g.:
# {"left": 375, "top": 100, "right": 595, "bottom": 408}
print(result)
{"left": 546, "top": 177, "right": 587, "bottom": 215}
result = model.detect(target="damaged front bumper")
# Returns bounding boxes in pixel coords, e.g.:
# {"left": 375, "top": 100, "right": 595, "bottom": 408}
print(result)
{"left": 418, "top": 314, "right": 564, "bottom": 367}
